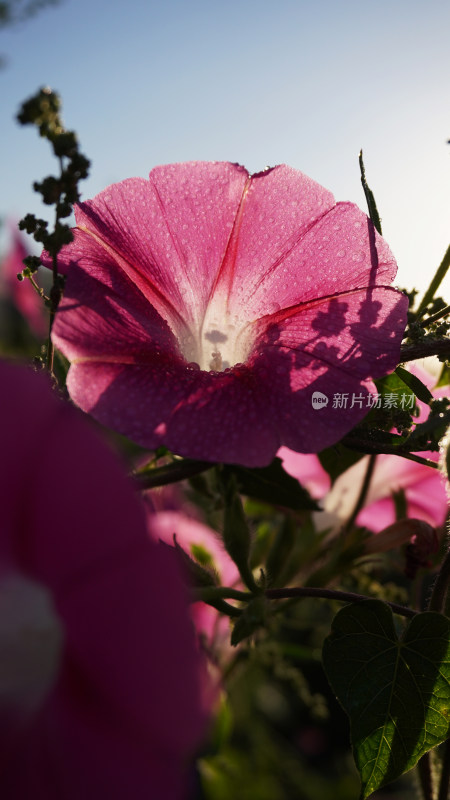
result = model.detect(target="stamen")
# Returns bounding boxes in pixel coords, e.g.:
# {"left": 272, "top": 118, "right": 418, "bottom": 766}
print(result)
{"left": 209, "top": 351, "right": 223, "bottom": 371}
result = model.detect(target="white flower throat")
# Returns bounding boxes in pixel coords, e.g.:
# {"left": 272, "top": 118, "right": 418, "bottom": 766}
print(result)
{"left": 180, "top": 292, "right": 256, "bottom": 372}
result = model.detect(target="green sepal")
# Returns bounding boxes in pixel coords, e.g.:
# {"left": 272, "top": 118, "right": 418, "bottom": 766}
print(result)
{"left": 163, "top": 536, "right": 218, "bottom": 589}
{"left": 231, "top": 596, "right": 267, "bottom": 646}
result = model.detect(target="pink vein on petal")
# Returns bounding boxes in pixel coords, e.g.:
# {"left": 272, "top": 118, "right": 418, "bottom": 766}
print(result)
{"left": 207, "top": 175, "right": 252, "bottom": 311}
{"left": 76, "top": 223, "right": 190, "bottom": 343}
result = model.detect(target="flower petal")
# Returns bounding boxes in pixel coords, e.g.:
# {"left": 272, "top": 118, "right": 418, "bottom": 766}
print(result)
{"left": 65, "top": 359, "right": 280, "bottom": 466}
{"left": 0, "top": 362, "right": 208, "bottom": 799}
{"left": 48, "top": 162, "right": 408, "bottom": 465}
{"left": 251, "top": 286, "right": 408, "bottom": 453}
{"left": 51, "top": 234, "right": 179, "bottom": 362}
{"left": 278, "top": 448, "right": 331, "bottom": 499}
{"left": 223, "top": 168, "right": 396, "bottom": 319}
{"left": 66, "top": 163, "right": 249, "bottom": 327}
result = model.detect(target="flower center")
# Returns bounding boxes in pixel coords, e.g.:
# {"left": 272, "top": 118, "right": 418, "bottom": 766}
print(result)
{"left": 184, "top": 293, "right": 256, "bottom": 371}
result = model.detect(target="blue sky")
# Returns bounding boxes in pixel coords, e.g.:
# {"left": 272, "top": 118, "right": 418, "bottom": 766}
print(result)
{"left": 1, "top": 0, "right": 449, "bottom": 298}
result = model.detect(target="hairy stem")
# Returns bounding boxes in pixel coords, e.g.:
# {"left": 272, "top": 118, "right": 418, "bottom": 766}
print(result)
{"left": 400, "top": 339, "right": 450, "bottom": 362}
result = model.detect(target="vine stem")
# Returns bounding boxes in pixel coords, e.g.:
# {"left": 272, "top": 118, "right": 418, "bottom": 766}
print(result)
{"left": 265, "top": 586, "right": 417, "bottom": 619}
{"left": 400, "top": 339, "right": 450, "bottom": 361}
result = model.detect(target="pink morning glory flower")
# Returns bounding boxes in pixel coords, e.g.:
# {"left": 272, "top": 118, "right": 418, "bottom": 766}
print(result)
{"left": 280, "top": 363, "right": 449, "bottom": 533}
{"left": 1, "top": 229, "right": 47, "bottom": 338}
{"left": 0, "top": 361, "right": 208, "bottom": 800}
{"left": 44, "top": 162, "right": 408, "bottom": 466}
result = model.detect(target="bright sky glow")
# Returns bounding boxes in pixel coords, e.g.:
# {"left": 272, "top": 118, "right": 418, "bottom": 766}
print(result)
{"left": 1, "top": 0, "right": 449, "bottom": 299}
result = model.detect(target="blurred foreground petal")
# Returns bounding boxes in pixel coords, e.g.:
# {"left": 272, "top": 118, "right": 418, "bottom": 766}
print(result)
{"left": 0, "top": 361, "right": 208, "bottom": 800}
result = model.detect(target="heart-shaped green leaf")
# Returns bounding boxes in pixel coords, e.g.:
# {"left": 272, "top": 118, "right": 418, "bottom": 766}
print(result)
{"left": 322, "top": 600, "right": 450, "bottom": 798}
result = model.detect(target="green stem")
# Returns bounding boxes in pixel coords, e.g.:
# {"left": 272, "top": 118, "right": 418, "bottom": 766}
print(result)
{"left": 265, "top": 586, "right": 417, "bottom": 619}
{"left": 417, "top": 753, "right": 434, "bottom": 800}
{"left": 417, "top": 243, "right": 450, "bottom": 314}
{"left": 428, "top": 545, "right": 450, "bottom": 614}
{"left": 27, "top": 275, "right": 46, "bottom": 299}
{"left": 438, "top": 739, "right": 450, "bottom": 800}
{"left": 47, "top": 161, "right": 64, "bottom": 374}
{"left": 342, "top": 435, "right": 439, "bottom": 468}
{"left": 400, "top": 340, "right": 450, "bottom": 362}
{"left": 133, "top": 458, "right": 212, "bottom": 489}
{"left": 46, "top": 307, "right": 55, "bottom": 372}
{"left": 342, "top": 453, "right": 377, "bottom": 534}
{"left": 419, "top": 304, "right": 450, "bottom": 327}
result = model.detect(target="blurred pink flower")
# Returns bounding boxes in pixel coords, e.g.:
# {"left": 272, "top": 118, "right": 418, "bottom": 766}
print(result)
{"left": 146, "top": 503, "right": 238, "bottom": 663}
{"left": 0, "top": 361, "right": 208, "bottom": 800}
{"left": 279, "top": 363, "right": 449, "bottom": 532}
{"left": 1, "top": 230, "right": 47, "bottom": 337}
{"left": 44, "top": 162, "right": 407, "bottom": 466}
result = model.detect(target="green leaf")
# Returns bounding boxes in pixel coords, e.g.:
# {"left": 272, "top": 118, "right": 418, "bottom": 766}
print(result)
{"left": 318, "top": 443, "right": 365, "bottom": 483}
{"left": 374, "top": 370, "right": 416, "bottom": 406}
{"left": 221, "top": 472, "right": 259, "bottom": 592}
{"left": 395, "top": 366, "right": 433, "bottom": 404}
{"left": 223, "top": 458, "right": 319, "bottom": 511}
{"left": 322, "top": 600, "right": 450, "bottom": 798}
{"left": 359, "top": 150, "right": 382, "bottom": 234}
{"left": 436, "top": 361, "right": 450, "bottom": 388}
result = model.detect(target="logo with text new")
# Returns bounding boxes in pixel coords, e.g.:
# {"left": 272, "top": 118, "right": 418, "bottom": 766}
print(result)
{"left": 312, "top": 391, "right": 329, "bottom": 410}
